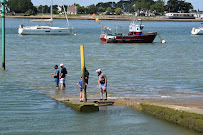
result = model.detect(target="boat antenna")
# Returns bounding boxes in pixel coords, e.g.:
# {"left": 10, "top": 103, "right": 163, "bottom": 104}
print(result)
{"left": 133, "top": 10, "right": 136, "bottom": 23}
{"left": 62, "top": 0, "right": 70, "bottom": 26}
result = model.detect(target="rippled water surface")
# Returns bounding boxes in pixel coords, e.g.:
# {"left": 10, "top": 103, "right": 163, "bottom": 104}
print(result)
{"left": 0, "top": 18, "right": 202, "bottom": 134}
{"left": 1, "top": 18, "right": 203, "bottom": 98}
{"left": 0, "top": 83, "right": 202, "bottom": 135}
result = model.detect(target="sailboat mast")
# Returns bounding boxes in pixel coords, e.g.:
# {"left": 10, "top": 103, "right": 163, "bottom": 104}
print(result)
{"left": 61, "top": 0, "right": 70, "bottom": 27}
{"left": 51, "top": 0, "right": 53, "bottom": 20}
{"left": 50, "top": 0, "right": 53, "bottom": 26}
{"left": 63, "top": 4, "right": 70, "bottom": 26}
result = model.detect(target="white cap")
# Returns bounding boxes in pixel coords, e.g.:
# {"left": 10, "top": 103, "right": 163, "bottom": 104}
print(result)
{"left": 60, "top": 64, "right": 64, "bottom": 67}
{"left": 96, "top": 69, "right": 101, "bottom": 72}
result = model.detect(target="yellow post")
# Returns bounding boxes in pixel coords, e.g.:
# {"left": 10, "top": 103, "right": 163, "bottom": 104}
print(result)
{"left": 80, "top": 45, "right": 87, "bottom": 102}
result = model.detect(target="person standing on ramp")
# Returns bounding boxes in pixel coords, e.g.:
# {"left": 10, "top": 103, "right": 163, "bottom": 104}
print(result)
{"left": 96, "top": 69, "right": 107, "bottom": 100}
{"left": 60, "top": 64, "right": 67, "bottom": 90}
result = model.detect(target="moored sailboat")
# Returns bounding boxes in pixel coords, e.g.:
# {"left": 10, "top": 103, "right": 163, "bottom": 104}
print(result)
{"left": 18, "top": 0, "right": 73, "bottom": 35}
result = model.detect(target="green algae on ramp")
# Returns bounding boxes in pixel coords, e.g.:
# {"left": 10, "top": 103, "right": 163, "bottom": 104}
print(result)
{"left": 140, "top": 103, "right": 203, "bottom": 133}
{"left": 60, "top": 100, "right": 99, "bottom": 112}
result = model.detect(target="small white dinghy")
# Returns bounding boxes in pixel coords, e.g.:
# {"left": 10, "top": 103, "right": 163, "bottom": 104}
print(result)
{"left": 191, "top": 23, "right": 203, "bottom": 35}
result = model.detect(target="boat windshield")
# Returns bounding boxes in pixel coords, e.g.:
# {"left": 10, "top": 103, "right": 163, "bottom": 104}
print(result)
{"left": 101, "top": 25, "right": 122, "bottom": 35}
{"left": 136, "top": 19, "right": 142, "bottom": 25}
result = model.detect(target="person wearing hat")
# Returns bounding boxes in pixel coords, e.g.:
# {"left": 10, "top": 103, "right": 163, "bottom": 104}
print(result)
{"left": 60, "top": 64, "right": 67, "bottom": 90}
{"left": 96, "top": 69, "right": 107, "bottom": 100}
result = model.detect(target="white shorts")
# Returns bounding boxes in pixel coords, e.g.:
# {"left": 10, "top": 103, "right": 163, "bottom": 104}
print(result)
{"left": 60, "top": 78, "right": 65, "bottom": 84}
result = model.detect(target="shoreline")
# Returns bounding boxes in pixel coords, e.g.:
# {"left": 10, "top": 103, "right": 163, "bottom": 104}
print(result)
{"left": 3, "top": 14, "right": 203, "bottom": 22}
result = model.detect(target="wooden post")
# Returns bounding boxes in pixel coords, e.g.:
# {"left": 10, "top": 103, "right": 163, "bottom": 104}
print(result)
{"left": 1, "top": 0, "right": 6, "bottom": 70}
{"left": 80, "top": 45, "right": 87, "bottom": 102}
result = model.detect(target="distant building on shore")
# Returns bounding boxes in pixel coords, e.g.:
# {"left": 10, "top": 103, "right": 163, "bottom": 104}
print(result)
{"left": 123, "top": 12, "right": 133, "bottom": 15}
{"left": 135, "top": 10, "right": 155, "bottom": 17}
{"left": 165, "top": 13, "right": 195, "bottom": 19}
{"left": 57, "top": 5, "right": 62, "bottom": 13}
{"left": 195, "top": 11, "right": 203, "bottom": 19}
{"left": 67, "top": 6, "right": 77, "bottom": 15}
{"left": 57, "top": 5, "right": 77, "bottom": 15}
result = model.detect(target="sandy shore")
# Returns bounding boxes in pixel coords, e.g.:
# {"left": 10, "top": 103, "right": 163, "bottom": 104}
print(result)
{"left": 3, "top": 14, "right": 203, "bottom": 22}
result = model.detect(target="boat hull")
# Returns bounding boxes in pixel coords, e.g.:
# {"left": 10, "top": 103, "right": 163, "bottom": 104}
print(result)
{"left": 18, "top": 26, "right": 72, "bottom": 35}
{"left": 100, "top": 32, "right": 157, "bottom": 43}
{"left": 191, "top": 28, "right": 203, "bottom": 35}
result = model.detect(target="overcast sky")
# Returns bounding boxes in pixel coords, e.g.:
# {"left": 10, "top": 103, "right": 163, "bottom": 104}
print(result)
{"left": 31, "top": 0, "right": 203, "bottom": 11}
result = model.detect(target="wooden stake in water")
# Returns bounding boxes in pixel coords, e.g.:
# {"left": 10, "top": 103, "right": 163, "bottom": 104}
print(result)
{"left": 80, "top": 45, "right": 87, "bottom": 102}
{"left": 1, "top": 0, "right": 6, "bottom": 70}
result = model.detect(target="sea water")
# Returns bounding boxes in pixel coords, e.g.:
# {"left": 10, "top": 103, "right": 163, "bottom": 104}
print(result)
{"left": 0, "top": 18, "right": 202, "bottom": 134}
{"left": 0, "top": 82, "right": 202, "bottom": 135}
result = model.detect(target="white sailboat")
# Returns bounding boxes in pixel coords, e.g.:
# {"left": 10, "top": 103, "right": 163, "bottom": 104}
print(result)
{"left": 18, "top": 0, "right": 73, "bottom": 35}
{"left": 191, "top": 23, "right": 203, "bottom": 35}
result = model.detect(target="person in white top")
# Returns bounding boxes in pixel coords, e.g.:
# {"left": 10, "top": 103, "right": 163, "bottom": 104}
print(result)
{"left": 96, "top": 69, "right": 107, "bottom": 100}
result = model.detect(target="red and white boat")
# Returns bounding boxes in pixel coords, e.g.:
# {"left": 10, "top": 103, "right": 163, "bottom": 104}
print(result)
{"left": 100, "top": 19, "right": 157, "bottom": 43}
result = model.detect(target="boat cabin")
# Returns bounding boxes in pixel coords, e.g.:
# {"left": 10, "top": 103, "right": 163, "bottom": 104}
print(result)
{"left": 128, "top": 19, "right": 144, "bottom": 35}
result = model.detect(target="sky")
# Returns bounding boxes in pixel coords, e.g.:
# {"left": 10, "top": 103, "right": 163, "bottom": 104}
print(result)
{"left": 31, "top": 0, "right": 203, "bottom": 11}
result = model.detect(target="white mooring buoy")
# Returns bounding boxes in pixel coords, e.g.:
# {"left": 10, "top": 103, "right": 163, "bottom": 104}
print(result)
{"left": 161, "top": 40, "right": 166, "bottom": 44}
{"left": 158, "top": 33, "right": 166, "bottom": 44}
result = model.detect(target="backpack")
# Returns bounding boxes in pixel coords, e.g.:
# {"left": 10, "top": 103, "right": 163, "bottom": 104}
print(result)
{"left": 64, "top": 68, "right": 67, "bottom": 74}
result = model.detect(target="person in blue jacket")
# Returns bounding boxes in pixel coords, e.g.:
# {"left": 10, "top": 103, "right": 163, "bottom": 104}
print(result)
{"left": 77, "top": 77, "right": 83, "bottom": 102}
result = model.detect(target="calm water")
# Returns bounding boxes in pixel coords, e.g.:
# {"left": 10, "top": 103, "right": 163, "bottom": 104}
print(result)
{"left": 0, "top": 18, "right": 202, "bottom": 134}
{"left": 0, "top": 82, "right": 202, "bottom": 135}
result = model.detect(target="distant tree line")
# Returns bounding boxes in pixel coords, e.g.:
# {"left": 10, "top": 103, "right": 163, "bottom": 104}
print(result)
{"left": 81, "top": 0, "right": 193, "bottom": 15}
{"left": 7, "top": 0, "right": 37, "bottom": 15}
{"left": 37, "top": 5, "right": 60, "bottom": 14}
{"left": 7, "top": 0, "right": 194, "bottom": 16}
